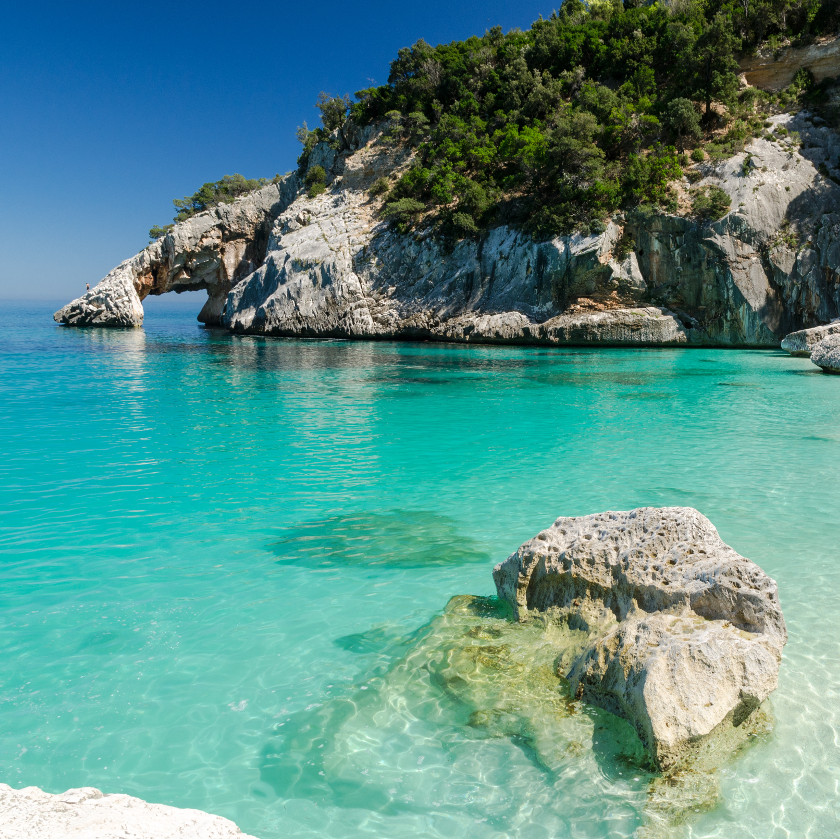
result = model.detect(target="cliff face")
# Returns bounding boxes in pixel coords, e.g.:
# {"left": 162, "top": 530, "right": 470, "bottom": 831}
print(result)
{"left": 740, "top": 37, "right": 840, "bottom": 90}
{"left": 56, "top": 111, "right": 840, "bottom": 347}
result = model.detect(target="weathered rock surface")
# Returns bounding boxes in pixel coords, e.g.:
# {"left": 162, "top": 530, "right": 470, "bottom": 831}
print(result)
{"left": 739, "top": 35, "right": 840, "bottom": 90}
{"left": 810, "top": 333, "right": 840, "bottom": 372}
{"left": 0, "top": 783, "right": 255, "bottom": 839}
{"left": 59, "top": 108, "right": 840, "bottom": 346}
{"left": 55, "top": 176, "right": 301, "bottom": 327}
{"left": 53, "top": 273, "right": 144, "bottom": 327}
{"left": 492, "top": 507, "right": 786, "bottom": 769}
{"left": 781, "top": 320, "right": 840, "bottom": 355}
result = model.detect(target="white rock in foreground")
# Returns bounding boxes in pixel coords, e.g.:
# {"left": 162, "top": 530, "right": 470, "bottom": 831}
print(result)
{"left": 492, "top": 507, "right": 786, "bottom": 769}
{"left": 810, "top": 333, "right": 840, "bottom": 373}
{"left": 780, "top": 321, "right": 840, "bottom": 356}
{"left": 0, "top": 783, "right": 256, "bottom": 839}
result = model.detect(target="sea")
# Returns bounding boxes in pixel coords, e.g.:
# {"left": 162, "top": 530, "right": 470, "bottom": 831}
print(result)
{"left": 1, "top": 298, "right": 839, "bottom": 838}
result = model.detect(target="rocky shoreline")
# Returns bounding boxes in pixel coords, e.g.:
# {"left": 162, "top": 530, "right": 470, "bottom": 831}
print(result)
{"left": 55, "top": 109, "right": 840, "bottom": 349}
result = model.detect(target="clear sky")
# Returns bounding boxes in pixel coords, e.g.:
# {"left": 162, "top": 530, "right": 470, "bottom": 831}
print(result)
{"left": 1, "top": 0, "right": 556, "bottom": 301}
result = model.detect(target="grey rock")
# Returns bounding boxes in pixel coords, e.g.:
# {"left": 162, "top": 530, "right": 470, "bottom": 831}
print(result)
{"left": 739, "top": 36, "right": 840, "bottom": 90}
{"left": 59, "top": 112, "right": 840, "bottom": 346}
{"left": 0, "top": 783, "right": 255, "bottom": 839}
{"left": 54, "top": 272, "right": 144, "bottom": 327}
{"left": 810, "top": 333, "right": 840, "bottom": 373}
{"left": 492, "top": 507, "right": 786, "bottom": 770}
{"left": 780, "top": 321, "right": 840, "bottom": 355}
{"left": 55, "top": 177, "right": 301, "bottom": 328}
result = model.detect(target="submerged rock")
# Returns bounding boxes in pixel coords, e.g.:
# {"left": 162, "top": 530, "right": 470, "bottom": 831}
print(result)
{"left": 0, "top": 783, "right": 255, "bottom": 839}
{"left": 493, "top": 507, "right": 786, "bottom": 770}
{"left": 780, "top": 321, "right": 840, "bottom": 356}
{"left": 810, "top": 333, "right": 840, "bottom": 373}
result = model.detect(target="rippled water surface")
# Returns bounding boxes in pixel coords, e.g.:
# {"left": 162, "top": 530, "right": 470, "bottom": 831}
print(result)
{"left": 2, "top": 300, "right": 839, "bottom": 838}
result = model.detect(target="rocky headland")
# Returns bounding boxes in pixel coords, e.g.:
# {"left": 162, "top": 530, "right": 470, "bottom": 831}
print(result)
{"left": 56, "top": 105, "right": 840, "bottom": 348}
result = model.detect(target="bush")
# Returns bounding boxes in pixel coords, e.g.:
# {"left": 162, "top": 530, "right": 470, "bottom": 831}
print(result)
{"left": 305, "top": 165, "right": 327, "bottom": 198}
{"left": 148, "top": 224, "right": 173, "bottom": 242}
{"left": 316, "top": 93, "right": 350, "bottom": 131}
{"left": 450, "top": 211, "right": 479, "bottom": 237}
{"left": 383, "top": 197, "right": 425, "bottom": 231}
{"left": 369, "top": 177, "right": 390, "bottom": 197}
{"left": 663, "top": 98, "right": 702, "bottom": 150}
{"left": 691, "top": 147, "right": 706, "bottom": 162}
{"left": 148, "top": 174, "right": 269, "bottom": 239}
{"left": 691, "top": 185, "right": 731, "bottom": 221}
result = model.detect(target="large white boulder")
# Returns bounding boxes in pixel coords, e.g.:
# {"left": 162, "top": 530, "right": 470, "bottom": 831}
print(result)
{"left": 810, "top": 333, "right": 840, "bottom": 373}
{"left": 493, "top": 507, "right": 786, "bottom": 769}
{"left": 781, "top": 321, "right": 840, "bottom": 356}
{"left": 0, "top": 783, "right": 255, "bottom": 839}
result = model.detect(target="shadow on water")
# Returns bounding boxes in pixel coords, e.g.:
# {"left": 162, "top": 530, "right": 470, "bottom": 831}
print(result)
{"left": 260, "top": 595, "right": 776, "bottom": 837}
{"left": 268, "top": 509, "right": 493, "bottom": 569}
{"left": 258, "top": 596, "right": 654, "bottom": 832}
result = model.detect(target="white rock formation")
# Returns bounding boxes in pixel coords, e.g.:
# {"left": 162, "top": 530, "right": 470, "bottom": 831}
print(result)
{"left": 492, "top": 507, "right": 786, "bottom": 769}
{"left": 810, "top": 333, "right": 840, "bottom": 373}
{"left": 53, "top": 273, "right": 144, "bottom": 327}
{"left": 781, "top": 321, "right": 840, "bottom": 355}
{"left": 56, "top": 109, "right": 840, "bottom": 345}
{"left": 0, "top": 783, "right": 255, "bottom": 839}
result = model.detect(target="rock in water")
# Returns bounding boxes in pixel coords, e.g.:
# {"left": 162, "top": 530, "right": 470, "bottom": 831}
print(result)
{"left": 492, "top": 507, "right": 786, "bottom": 770}
{"left": 810, "top": 333, "right": 840, "bottom": 373}
{"left": 780, "top": 322, "right": 840, "bottom": 356}
{"left": 0, "top": 783, "right": 255, "bottom": 839}
{"left": 54, "top": 273, "right": 144, "bottom": 327}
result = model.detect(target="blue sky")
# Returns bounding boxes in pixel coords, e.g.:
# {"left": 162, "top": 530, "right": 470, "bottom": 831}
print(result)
{"left": 1, "top": 0, "right": 555, "bottom": 301}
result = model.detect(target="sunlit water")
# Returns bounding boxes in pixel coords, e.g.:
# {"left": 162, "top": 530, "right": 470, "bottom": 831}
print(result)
{"left": 1, "top": 300, "right": 839, "bottom": 838}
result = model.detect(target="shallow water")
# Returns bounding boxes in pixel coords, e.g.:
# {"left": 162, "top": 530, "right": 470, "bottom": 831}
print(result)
{"left": 1, "top": 300, "right": 839, "bottom": 838}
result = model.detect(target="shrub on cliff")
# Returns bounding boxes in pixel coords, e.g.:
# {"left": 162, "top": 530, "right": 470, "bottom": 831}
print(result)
{"left": 316, "top": 93, "right": 351, "bottom": 132}
{"left": 148, "top": 224, "right": 173, "bottom": 242}
{"left": 691, "top": 185, "right": 731, "bottom": 221}
{"left": 369, "top": 177, "right": 390, "bottom": 198}
{"left": 305, "top": 166, "right": 327, "bottom": 198}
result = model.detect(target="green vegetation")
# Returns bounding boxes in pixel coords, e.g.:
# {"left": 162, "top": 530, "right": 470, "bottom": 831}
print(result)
{"left": 691, "top": 185, "right": 732, "bottom": 221}
{"left": 369, "top": 176, "right": 391, "bottom": 197}
{"left": 305, "top": 165, "right": 327, "bottom": 198}
{"left": 150, "top": 0, "right": 839, "bottom": 244}
{"left": 148, "top": 173, "right": 280, "bottom": 241}
{"left": 321, "top": 0, "right": 837, "bottom": 239}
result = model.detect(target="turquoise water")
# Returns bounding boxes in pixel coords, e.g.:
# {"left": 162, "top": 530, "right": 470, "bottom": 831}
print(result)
{"left": 1, "top": 300, "right": 839, "bottom": 838}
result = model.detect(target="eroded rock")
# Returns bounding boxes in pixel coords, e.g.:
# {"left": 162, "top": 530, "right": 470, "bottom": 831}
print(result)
{"left": 0, "top": 783, "right": 255, "bottom": 839}
{"left": 810, "top": 333, "right": 840, "bottom": 373}
{"left": 781, "top": 321, "right": 840, "bottom": 355}
{"left": 53, "top": 273, "right": 143, "bottom": 327}
{"left": 492, "top": 507, "right": 786, "bottom": 770}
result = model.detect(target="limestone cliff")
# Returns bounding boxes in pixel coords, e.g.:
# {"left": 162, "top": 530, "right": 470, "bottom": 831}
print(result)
{"left": 56, "top": 111, "right": 840, "bottom": 347}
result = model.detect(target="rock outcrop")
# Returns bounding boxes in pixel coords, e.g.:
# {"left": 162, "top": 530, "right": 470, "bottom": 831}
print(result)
{"left": 0, "top": 783, "right": 255, "bottom": 839}
{"left": 810, "top": 333, "right": 840, "bottom": 372}
{"left": 781, "top": 320, "right": 840, "bottom": 355}
{"left": 58, "top": 109, "right": 840, "bottom": 346}
{"left": 55, "top": 177, "right": 301, "bottom": 328}
{"left": 492, "top": 507, "right": 786, "bottom": 770}
{"left": 739, "top": 36, "right": 840, "bottom": 90}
